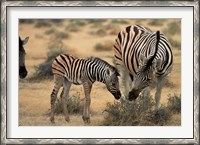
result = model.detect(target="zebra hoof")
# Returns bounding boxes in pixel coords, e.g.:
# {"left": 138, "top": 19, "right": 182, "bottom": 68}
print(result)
{"left": 82, "top": 116, "right": 90, "bottom": 124}
{"left": 65, "top": 116, "right": 70, "bottom": 122}
{"left": 50, "top": 117, "right": 55, "bottom": 124}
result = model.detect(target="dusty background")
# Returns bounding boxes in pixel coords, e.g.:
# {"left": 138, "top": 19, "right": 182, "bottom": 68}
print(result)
{"left": 19, "top": 19, "right": 181, "bottom": 126}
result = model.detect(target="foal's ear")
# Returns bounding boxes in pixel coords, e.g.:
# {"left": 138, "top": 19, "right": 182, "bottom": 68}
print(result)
{"left": 22, "top": 36, "right": 29, "bottom": 45}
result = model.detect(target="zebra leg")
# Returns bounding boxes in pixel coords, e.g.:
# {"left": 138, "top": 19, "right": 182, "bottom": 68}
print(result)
{"left": 50, "top": 74, "right": 64, "bottom": 123}
{"left": 121, "top": 67, "right": 131, "bottom": 99}
{"left": 82, "top": 82, "right": 92, "bottom": 124}
{"left": 155, "top": 76, "right": 164, "bottom": 110}
{"left": 60, "top": 79, "right": 72, "bottom": 122}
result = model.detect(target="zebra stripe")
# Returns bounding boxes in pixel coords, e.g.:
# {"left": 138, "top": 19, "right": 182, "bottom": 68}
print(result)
{"left": 114, "top": 25, "right": 173, "bottom": 110}
{"left": 50, "top": 54, "right": 121, "bottom": 124}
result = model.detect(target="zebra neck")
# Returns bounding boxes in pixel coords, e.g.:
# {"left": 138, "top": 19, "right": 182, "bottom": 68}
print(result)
{"left": 90, "top": 63, "right": 107, "bottom": 84}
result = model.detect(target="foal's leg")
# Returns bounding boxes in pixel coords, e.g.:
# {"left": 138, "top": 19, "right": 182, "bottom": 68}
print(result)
{"left": 82, "top": 82, "right": 92, "bottom": 124}
{"left": 50, "top": 74, "right": 64, "bottom": 123}
{"left": 60, "top": 78, "right": 72, "bottom": 122}
{"left": 155, "top": 76, "right": 164, "bottom": 111}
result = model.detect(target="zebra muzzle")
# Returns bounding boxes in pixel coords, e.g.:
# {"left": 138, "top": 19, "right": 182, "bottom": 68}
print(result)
{"left": 19, "top": 66, "right": 28, "bottom": 78}
{"left": 113, "top": 91, "right": 121, "bottom": 100}
{"left": 128, "top": 90, "right": 140, "bottom": 101}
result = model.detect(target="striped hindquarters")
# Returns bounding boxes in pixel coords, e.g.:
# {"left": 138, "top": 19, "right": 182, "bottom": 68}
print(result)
{"left": 52, "top": 54, "right": 85, "bottom": 84}
{"left": 114, "top": 25, "right": 173, "bottom": 77}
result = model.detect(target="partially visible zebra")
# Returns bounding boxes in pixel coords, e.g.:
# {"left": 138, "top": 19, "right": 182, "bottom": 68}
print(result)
{"left": 50, "top": 54, "right": 121, "bottom": 124}
{"left": 19, "top": 36, "right": 29, "bottom": 79}
{"left": 114, "top": 25, "right": 173, "bottom": 110}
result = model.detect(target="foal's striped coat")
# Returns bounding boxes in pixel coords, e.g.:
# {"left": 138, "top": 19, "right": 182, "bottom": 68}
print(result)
{"left": 50, "top": 54, "right": 121, "bottom": 124}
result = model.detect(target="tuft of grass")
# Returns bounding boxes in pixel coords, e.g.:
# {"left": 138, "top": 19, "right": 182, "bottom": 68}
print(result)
{"left": 55, "top": 31, "right": 70, "bottom": 40}
{"left": 103, "top": 91, "right": 174, "bottom": 126}
{"left": 34, "top": 61, "right": 53, "bottom": 79}
{"left": 94, "top": 41, "right": 113, "bottom": 51}
{"left": 148, "top": 19, "right": 163, "bottom": 26}
{"left": 105, "top": 23, "right": 120, "bottom": 35}
{"left": 168, "top": 37, "right": 181, "bottom": 49}
{"left": 86, "top": 19, "right": 105, "bottom": 27}
{"left": 34, "top": 20, "right": 52, "bottom": 28}
{"left": 44, "top": 27, "right": 56, "bottom": 35}
{"left": 46, "top": 42, "right": 65, "bottom": 63}
{"left": 110, "top": 19, "right": 129, "bottom": 24}
{"left": 103, "top": 93, "right": 157, "bottom": 126}
{"left": 33, "top": 38, "right": 66, "bottom": 80}
{"left": 19, "top": 19, "right": 35, "bottom": 24}
{"left": 88, "top": 28, "right": 107, "bottom": 36}
{"left": 54, "top": 92, "right": 83, "bottom": 115}
{"left": 50, "top": 19, "right": 64, "bottom": 24}
{"left": 163, "top": 21, "right": 181, "bottom": 36}
{"left": 65, "top": 19, "right": 86, "bottom": 32}
{"left": 167, "top": 94, "right": 181, "bottom": 113}
{"left": 146, "top": 105, "right": 171, "bottom": 125}
{"left": 96, "top": 29, "right": 107, "bottom": 36}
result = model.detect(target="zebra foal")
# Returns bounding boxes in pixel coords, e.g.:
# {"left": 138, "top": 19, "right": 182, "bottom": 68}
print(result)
{"left": 50, "top": 54, "right": 121, "bottom": 124}
{"left": 114, "top": 25, "right": 173, "bottom": 110}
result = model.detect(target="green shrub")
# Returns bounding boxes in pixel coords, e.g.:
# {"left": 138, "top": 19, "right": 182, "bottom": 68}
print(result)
{"left": 167, "top": 94, "right": 181, "bottom": 113}
{"left": 103, "top": 91, "right": 173, "bottom": 126}
{"left": 54, "top": 92, "right": 83, "bottom": 114}
{"left": 35, "top": 61, "right": 53, "bottom": 79}
{"left": 146, "top": 105, "right": 171, "bottom": 125}
{"left": 103, "top": 93, "right": 156, "bottom": 126}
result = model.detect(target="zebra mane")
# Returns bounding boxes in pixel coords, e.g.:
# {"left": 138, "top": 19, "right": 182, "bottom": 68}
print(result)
{"left": 89, "top": 57, "right": 120, "bottom": 76}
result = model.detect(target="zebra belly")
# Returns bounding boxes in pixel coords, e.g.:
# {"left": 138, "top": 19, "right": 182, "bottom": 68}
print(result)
{"left": 65, "top": 75, "right": 83, "bottom": 85}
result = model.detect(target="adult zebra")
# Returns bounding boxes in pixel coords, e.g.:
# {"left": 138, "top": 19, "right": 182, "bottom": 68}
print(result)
{"left": 114, "top": 25, "right": 173, "bottom": 110}
{"left": 19, "top": 36, "right": 29, "bottom": 79}
{"left": 50, "top": 54, "right": 121, "bottom": 124}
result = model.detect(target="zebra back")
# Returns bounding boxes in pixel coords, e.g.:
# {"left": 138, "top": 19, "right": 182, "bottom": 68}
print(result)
{"left": 52, "top": 54, "right": 120, "bottom": 84}
{"left": 114, "top": 25, "right": 173, "bottom": 77}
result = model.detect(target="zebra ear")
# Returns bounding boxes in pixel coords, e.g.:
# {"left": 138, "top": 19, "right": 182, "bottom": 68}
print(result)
{"left": 22, "top": 36, "right": 29, "bottom": 45}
